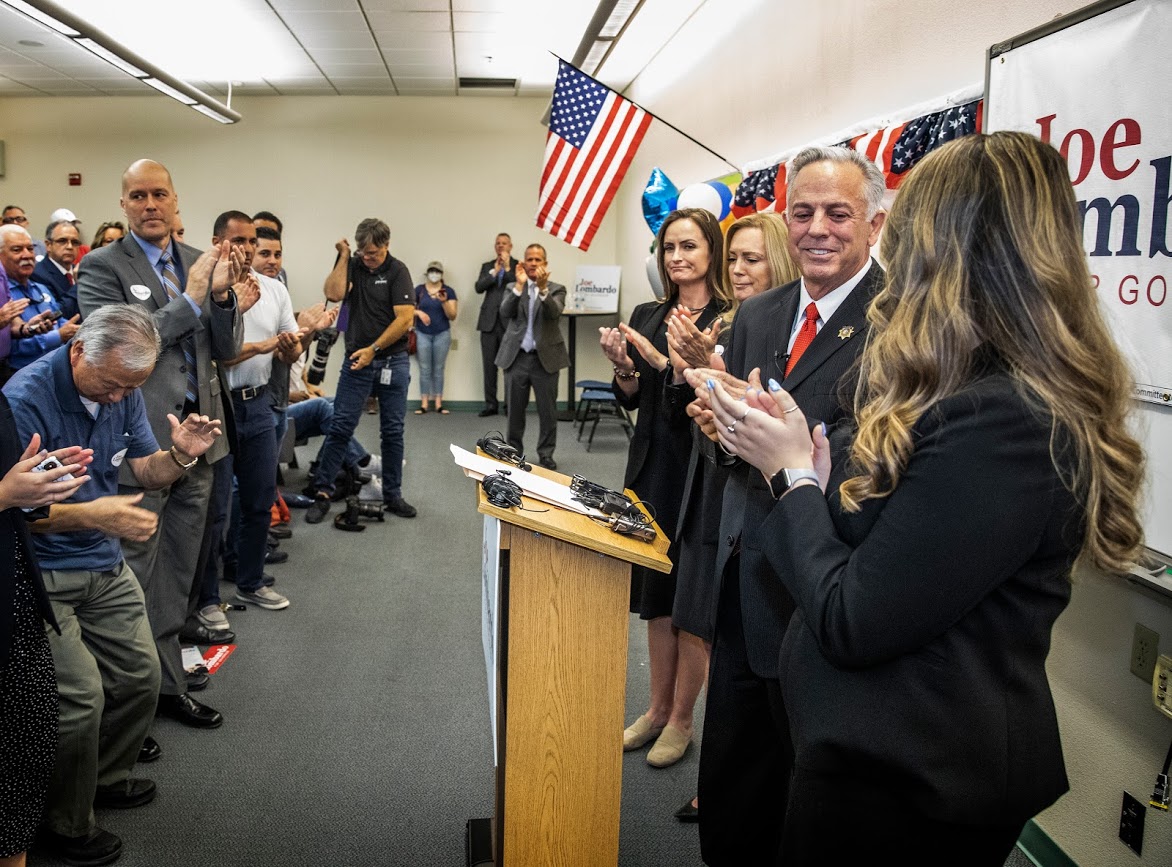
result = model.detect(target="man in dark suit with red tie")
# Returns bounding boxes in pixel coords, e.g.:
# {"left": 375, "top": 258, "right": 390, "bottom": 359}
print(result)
{"left": 685, "top": 146, "right": 888, "bottom": 866}
{"left": 473, "top": 232, "right": 519, "bottom": 417}
{"left": 33, "top": 218, "right": 82, "bottom": 320}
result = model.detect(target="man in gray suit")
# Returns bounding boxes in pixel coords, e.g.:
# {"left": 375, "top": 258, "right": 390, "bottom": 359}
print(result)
{"left": 473, "top": 232, "right": 518, "bottom": 417}
{"left": 77, "top": 159, "right": 243, "bottom": 734}
{"left": 495, "top": 243, "right": 568, "bottom": 470}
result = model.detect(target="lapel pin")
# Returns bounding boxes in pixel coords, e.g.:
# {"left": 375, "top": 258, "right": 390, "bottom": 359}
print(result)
{"left": 837, "top": 326, "right": 856, "bottom": 340}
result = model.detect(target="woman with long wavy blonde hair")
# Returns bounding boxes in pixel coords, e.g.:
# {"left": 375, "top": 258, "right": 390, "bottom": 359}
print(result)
{"left": 702, "top": 130, "right": 1144, "bottom": 865}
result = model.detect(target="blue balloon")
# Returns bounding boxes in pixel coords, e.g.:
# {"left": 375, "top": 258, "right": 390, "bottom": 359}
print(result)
{"left": 710, "top": 180, "right": 734, "bottom": 220}
{"left": 642, "top": 167, "right": 679, "bottom": 235}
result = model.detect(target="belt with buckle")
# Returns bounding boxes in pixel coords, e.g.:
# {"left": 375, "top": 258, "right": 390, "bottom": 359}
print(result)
{"left": 232, "top": 384, "right": 266, "bottom": 401}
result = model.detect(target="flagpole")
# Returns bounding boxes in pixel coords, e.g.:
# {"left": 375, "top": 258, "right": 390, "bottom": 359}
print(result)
{"left": 548, "top": 54, "right": 741, "bottom": 175}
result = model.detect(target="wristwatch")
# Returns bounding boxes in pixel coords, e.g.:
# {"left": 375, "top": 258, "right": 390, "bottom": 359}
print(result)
{"left": 768, "top": 467, "right": 819, "bottom": 499}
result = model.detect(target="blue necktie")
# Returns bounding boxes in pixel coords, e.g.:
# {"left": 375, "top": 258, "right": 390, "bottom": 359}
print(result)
{"left": 521, "top": 285, "right": 538, "bottom": 353}
{"left": 160, "top": 248, "right": 198, "bottom": 405}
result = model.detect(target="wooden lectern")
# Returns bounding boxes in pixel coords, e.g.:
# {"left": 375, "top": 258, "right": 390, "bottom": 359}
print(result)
{"left": 474, "top": 463, "right": 671, "bottom": 866}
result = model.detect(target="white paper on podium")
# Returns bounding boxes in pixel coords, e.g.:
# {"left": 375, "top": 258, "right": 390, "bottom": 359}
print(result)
{"left": 450, "top": 444, "right": 606, "bottom": 517}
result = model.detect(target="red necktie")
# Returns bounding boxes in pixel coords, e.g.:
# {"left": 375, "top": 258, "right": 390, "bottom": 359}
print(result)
{"left": 785, "top": 302, "right": 819, "bottom": 376}
{"left": 67, "top": 272, "right": 75, "bottom": 286}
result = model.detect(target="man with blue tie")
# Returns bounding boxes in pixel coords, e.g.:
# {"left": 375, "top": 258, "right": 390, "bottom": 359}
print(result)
{"left": 474, "top": 233, "right": 518, "bottom": 417}
{"left": 77, "top": 159, "right": 243, "bottom": 734}
{"left": 495, "top": 244, "right": 568, "bottom": 470}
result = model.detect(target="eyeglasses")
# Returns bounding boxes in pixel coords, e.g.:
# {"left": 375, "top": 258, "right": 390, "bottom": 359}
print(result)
{"left": 2, "top": 215, "right": 29, "bottom": 225}
{"left": 51, "top": 238, "right": 82, "bottom": 246}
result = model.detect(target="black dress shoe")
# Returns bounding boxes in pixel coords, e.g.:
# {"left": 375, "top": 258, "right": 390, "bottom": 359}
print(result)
{"left": 179, "top": 623, "right": 237, "bottom": 645}
{"left": 305, "top": 497, "right": 331, "bottom": 524}
{"left": 37, "top": 826, "right": 123, "bottom": 866}
{"left": 539, "top": 456, "right": 557, "bottom": 471}
{"left": 156, "top": 693, "right": 223, "bottom": 729}
{"left": 94, "top": 778, "right": 156, "bottom": 809}
{"left": 674, "top": 797, "right": 699, "bottom": 823}
{"left": 137, "top": 735, "right": 161, "bottom": 764}
{"left": 478, "top": 407, "right": 498, "bottom": 417}
{"left": 269, "top": 524, "right": 292, "bottom": 540}
{"left": 186, "top": 670, "right": 210, "bottom": 692}
{"left": 265, "top": 548, "right": 289, "bottom": 565}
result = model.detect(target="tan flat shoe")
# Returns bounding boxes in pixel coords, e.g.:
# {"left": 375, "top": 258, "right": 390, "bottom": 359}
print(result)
{"left": 647, "top": 724, "right": 691, "bottom": 767}
{"left": 622, "top": 714, "right": 665, "bottom": 751}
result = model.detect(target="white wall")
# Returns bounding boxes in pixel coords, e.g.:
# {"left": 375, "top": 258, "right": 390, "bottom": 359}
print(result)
{"left": 610, "top": 1, "right": 1172, "bottom": 865}
{"left": 0, "top": 94, "right": 619, "bottom": 401}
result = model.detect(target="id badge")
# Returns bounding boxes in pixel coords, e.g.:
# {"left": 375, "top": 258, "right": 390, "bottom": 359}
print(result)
{"left": 379, "top": 367, "right": 392, "bottom": 386}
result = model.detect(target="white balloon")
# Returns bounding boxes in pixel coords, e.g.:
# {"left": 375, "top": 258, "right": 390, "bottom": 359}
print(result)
{"left": 676, "top": 182, "right": 722, "bottom": 217}
{"left": 645, "top": 255, "right": 664, "bottom": 300}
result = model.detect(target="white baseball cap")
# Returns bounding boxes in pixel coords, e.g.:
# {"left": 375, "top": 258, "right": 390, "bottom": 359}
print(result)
{"left": 50, "top": 208, "right": 78, "bottom": 223}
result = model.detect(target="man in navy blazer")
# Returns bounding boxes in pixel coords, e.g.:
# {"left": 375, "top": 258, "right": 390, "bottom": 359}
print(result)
{"left": 686, "top": 147, "right": 887, "bottom": 866}
{"left": 473, "top": 232, "right": 519, "bottom": 417}
{"left": 78, "top": 159, "right": 243, "bottom": 734}
{"left": 33, "top": 217, "right": 82, "bottom": 319}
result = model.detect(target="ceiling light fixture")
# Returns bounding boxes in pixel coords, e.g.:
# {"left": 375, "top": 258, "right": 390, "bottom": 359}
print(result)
{"left": 0, "top": 0, "right": 241, "bottom": 123}
{"left": 572, "top": 0, "right": 645, "bottom": 76}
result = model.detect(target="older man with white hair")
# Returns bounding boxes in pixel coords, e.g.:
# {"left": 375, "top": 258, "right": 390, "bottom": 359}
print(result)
{"left": 5, "top": 303, "right": 222, "bottom": 866}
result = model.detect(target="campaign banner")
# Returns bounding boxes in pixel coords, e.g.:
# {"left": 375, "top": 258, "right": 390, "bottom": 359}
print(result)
{"left": 986, "top": 0, "right": 1172, "bottom": 403}
{"left": 567, "top": 265, "right": 621, "bottom": 314}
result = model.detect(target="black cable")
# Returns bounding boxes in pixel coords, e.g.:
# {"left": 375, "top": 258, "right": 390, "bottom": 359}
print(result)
{"left": 481, "top": 471, "right": 547, "bottom": 512}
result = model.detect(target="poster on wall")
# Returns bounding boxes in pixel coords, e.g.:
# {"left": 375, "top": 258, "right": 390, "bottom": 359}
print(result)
{"left": 566, "top": 265, "right": 621, "bottom": 314}
{"left": 986, "top": 0, "right": 1172, "bottom": 403}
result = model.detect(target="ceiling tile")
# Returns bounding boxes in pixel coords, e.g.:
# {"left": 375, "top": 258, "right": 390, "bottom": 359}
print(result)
{"left": 375, "top": 32, "right": 453, "bottom": 51}
{"left": 452, "top": 0, "right": 515, "bottom": 10}
{"left": 269, "top": 0, "right": 362, "bottom": 9}
{"left": 318, "top": 62, "right": 388, "bottom": 76}
{"left": 295, "top": 30, "right": 378, "bottom": 50}
{"left": 453, "top": 12, "right": 511, "bottom": 31}
{"left": 364, "top": 0, "right": 450, "bottom": 10}
{"left": 305, "top": 48, "right": 383, "bottom": 63}
{"left": 366, "top": 11, "right": 450, "bottom": 31}
{"left": 384, "top": 62, "right": 453, "bottom": 76}
{"left": 277, "top": 10, "right": 370, "bottom": 31}
{"left": 325, "top": 76, "right": 392, "bottom": 85}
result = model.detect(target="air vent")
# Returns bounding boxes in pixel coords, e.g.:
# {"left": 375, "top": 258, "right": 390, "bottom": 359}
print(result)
{"left": 458, "top": 77, "right": 516, "bottom": 89}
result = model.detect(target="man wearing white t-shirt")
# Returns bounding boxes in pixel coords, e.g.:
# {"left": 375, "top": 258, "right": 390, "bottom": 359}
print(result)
{"left": 214, "top": 211, "right": 301, "bottom": 611}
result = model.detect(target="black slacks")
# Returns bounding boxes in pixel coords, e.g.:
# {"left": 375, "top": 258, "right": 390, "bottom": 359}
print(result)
{"left": 504, "top": 351, "right": 558, "bottom": 461}
{"left": 480, "top": 325, "right": 505, "bottom": 411}
{"left": 698, "top": 555, "right": 792, "bottom": 867}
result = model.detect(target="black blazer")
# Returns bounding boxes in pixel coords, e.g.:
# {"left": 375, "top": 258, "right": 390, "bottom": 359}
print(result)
{"left": 474, "top": 257, "right": 519, "bottom": 332}
{"left": 32, "top": 256, "right": 78, "bottom": 320}
{"left": 616, "top": 299, "right": 718, "bottom": 489}
{"left": 764, "top": 367, "right": 1077, "bottom": 825}
{"left": 0, "top": 392, "right": 58, "bottom": 670}
{"left": 713, "top": 263, "right": 882, "bottom": 677}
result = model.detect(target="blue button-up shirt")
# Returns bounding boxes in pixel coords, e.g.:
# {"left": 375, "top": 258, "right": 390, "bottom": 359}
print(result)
{"left": 4, "top": 344, "right": 159, "bottom": 571}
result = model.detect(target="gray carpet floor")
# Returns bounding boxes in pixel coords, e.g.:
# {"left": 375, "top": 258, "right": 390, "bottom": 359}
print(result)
{"left": 29, "top": 407, "right": 1042, "bottom": 867}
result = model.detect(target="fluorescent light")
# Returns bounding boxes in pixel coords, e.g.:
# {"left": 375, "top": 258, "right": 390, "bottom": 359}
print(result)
{"left": 75, "top": 37, "right": 147, "bottom": 77}
{"left": 191, "top": 103, "right": 236, "bottom": 124}
{"left": 1, "top": 0, "right": 79, "bottom": 36}
{"left": 143, "top": 77, "right": 197, "bottom": 105}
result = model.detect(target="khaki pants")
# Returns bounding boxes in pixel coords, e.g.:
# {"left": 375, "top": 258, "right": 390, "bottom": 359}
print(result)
{"left": 41, "top": 560, "right": 160, "bottom": 837}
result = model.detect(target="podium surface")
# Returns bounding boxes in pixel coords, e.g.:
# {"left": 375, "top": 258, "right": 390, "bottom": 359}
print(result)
{"left": 475, "top": 463, "right": 670, "bottom": 866}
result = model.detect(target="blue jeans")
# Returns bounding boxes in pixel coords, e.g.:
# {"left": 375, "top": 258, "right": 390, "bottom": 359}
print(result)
{"left": 229, "top": 388, "right": 277, "bottom": 593}
{"left": 287, "top": 397, "right": 368, "bottom": 468}
{"left": 416, "top": 329, "right": 451, "bottom": 396}
{"left": 313, "top": 352, "right": 409, "bottom": 500}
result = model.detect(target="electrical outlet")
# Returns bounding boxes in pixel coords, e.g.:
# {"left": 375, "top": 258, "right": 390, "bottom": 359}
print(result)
{"left": 1120, "top": 791, "right": 1145, "bottom": 856}
{"left": 1131, "top": 623, "right": 1160, "bottom": 682}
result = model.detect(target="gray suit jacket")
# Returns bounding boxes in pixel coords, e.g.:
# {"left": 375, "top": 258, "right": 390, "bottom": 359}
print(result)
{"left": 77, "top": 235, "right": 242, "bottom": 480}
{"left": 495, "top": 281, "right": 569, "bottom": 374}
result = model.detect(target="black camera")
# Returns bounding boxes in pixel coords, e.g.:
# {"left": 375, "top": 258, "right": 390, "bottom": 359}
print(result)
{"left": 333, "top": 495, "right": 384, "bottom": 532}
{"left": 306, "top": 327, "right": 339, "bottom": 386}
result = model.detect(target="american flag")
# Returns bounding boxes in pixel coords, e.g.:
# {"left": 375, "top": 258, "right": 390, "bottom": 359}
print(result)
{"left": 848, "top": 99, "right": 983, "bottom": 188}
{"left": 733, "top": 163, "right": 785, "bottom": 217}
{"left": 536, "top": 60, "right": 652, "bottom": 251}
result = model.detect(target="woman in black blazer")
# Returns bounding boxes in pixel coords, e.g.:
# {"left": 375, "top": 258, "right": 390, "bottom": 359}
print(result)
{"left": 0, "top": 392, "right": 90, "bottom": 865}
{"left": 704, "top": 132, "right": 1145, "bottom": 865}
{"left": 599, "top": 208, "right": 732, "bottom": 769}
